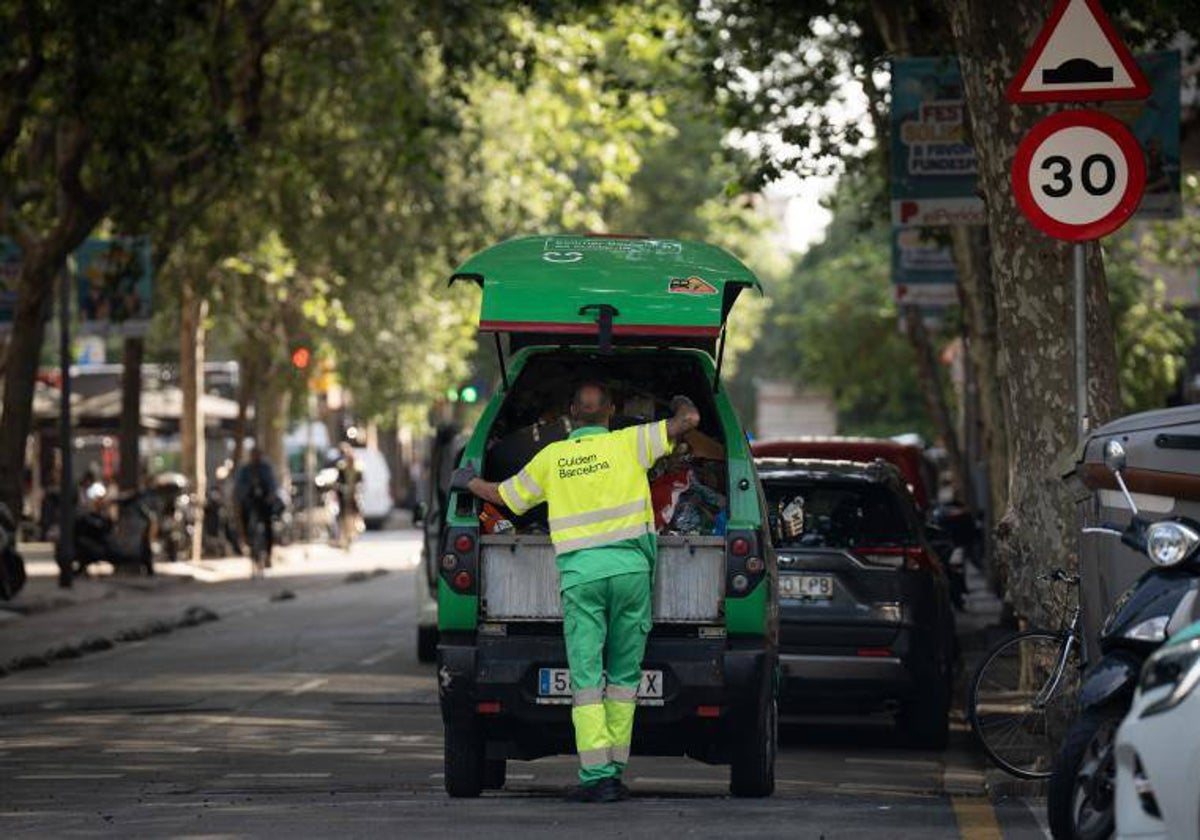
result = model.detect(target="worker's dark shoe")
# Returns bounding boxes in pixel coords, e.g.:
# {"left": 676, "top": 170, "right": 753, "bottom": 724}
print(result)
{"left": 564, "top": 778, "right": 624, "bottom": 803}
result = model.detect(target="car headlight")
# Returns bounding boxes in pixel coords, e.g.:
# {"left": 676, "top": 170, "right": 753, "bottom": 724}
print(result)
{"left": 1140, "top": 637, "right": 1200, "bottom": 717}
{"left": 1145, "top": 521, "right": 1200, "bottom": 567}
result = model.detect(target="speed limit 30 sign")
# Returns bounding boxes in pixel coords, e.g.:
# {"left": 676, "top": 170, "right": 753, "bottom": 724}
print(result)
{"left": 1011, "top": 109, "right": 1146, "bottom": 241}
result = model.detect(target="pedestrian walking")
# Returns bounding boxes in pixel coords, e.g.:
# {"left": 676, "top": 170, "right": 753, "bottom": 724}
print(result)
{"left": 452, "top": 382, "right": 699, "bottom": 803}
{"left": 334, "top": 443, "right": 361, "bottom": 550}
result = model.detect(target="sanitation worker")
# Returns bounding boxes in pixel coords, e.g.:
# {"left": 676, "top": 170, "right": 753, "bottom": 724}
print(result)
{"left": 452, "top": 382, "right": 700, "bottom": 803}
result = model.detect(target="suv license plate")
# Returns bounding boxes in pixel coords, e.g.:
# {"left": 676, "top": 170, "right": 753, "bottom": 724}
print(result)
{"left": 538, "top": 668, "right": 663, "bottom": 700}
{"left": 780, "top": 573, "right": 834, "bottom": 600}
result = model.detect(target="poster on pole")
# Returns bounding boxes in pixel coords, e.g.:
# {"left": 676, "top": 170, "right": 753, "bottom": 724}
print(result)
{"left": 74, "top": 237, "right": 153, "bottom": 336}
{"left": 891, "top": 229, "right": 959, "bottom": 307}
{"left": 890, "top": 57, "right": 985, "bottom": 228}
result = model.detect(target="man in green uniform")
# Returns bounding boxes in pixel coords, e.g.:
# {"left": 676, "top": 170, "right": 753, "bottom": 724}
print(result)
{"left": 452, "top": 382, "right": 700, "bottom": 803}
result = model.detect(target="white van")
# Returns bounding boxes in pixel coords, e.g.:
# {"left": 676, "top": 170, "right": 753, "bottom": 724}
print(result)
{"left": 352, "top": 447, "right": 393, "bottom": 529}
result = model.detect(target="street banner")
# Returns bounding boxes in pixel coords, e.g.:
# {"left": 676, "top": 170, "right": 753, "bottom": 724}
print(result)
{"left": 890, "top": 57, "right": 985, "bottom": 228}
{"left": 890, "top": 51, "right": 1180, "bottom": 226}
{"left": 891, "top": 228, "right": 959, "bottom": 307}
{"left": 0, "top": 236, "right": 154, "bottom": 334}
{"left": 74, "top": 237, "right": 153, "bottom": 335}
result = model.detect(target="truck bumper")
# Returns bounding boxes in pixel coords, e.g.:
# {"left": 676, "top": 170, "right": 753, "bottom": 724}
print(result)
{"left": 438, "top": 633, "right": 773, "bottom": 764}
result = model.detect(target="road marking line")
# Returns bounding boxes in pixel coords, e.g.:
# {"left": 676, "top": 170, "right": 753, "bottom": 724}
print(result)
{"left": 103, "top": 746, "right": 202, "bottom": 754}
{"left": 286, "top": 678, "right": 328, "bottom": 696}
{"left": 17, "top": 773, "right": 125, "bottom": 780}
{"left": 224, "top": 772, "right": 333, "bottom": 779}
{"left": 953, "top": 796, "right": 1003, "bottom": 840}
{"left": 845, "top": 757, "right": 942, "bottom": 770}
{"left": 358, "top": 649, "right": 398, "bottom": 667}
{"left": 288, "top": 747, "right": 385, "bottom": 755}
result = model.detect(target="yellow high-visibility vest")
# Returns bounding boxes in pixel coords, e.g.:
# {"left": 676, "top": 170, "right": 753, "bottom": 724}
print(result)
{"left": 498, "top": 421, "right": 670, "bottom": 555}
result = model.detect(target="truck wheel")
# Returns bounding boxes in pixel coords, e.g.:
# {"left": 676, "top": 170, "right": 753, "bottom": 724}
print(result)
{"left": 444, "top": 720, "right": 485, "bottom": 798}
{"left": 483, "top": 758, "right": 506, "bottom": 790}
{"left": 899, "top": 656, "right": 950, "bottom": 751}
{"left": 417, "top": 625, "right": 438, "bottom": 664}
{"left": 730, "top": 681, "right": 776, "bottom": 797}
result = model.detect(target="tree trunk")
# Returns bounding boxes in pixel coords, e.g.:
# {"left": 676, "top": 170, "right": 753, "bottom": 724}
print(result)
{"left": 256, "top": 365, "right": 289, "bottom": 478}
{"left": 903, "top": 305, "right": 972, "bottom": 508}
{"left": 118, "top": 337, "right": 144, "bottom": 491}
{"left": 180, "top": 276, "right": 207, "bottom": 560}
{"left": 951, "top": 224, "right": 1009, "bottom": 588}
{"left": 945, "top": 0, "right": 1122, "bottom": 624}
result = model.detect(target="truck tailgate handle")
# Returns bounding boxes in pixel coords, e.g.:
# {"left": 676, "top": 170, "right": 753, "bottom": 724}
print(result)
{"left": 579, "top": 303, "right": 619, "bottom": 353}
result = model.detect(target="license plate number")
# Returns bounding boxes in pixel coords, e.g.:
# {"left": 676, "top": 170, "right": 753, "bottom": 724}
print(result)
{"left": 538, "top": 668, "right": 663, "bottom": 699}
{"left": 780, "top": 573, "right": 835, "bottom": 600}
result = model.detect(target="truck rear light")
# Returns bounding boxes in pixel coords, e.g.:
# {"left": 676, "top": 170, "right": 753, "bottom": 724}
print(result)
{"left": 857, "top": 648, "right": 893, "bottom": 658}
{"left": 696, "top": 705, "right": 721, "bottom": 718}
{"left": 454, "top": 534, "right": 475, "bottom": 553}
{"left": 440, "top": 553, "right": 458, "bottom": 571}
{"left": 453, "top": 570, "right": 474, "bottom": 591}
{"left": 745, "top": 557, "right": 764, "bottom": 574}
{"left": 730, "top": 537, "right": 750, "bottom": 557}
{"left": 476, "top": 701, "right": 502, "bottom": 714}
{"left": 730, "top": 573, "right": 749, "bottom": 593}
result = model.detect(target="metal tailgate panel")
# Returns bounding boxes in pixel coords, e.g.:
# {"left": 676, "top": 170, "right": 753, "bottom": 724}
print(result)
{"left": 481, "top": 535, "right": 724, "bottom": 623}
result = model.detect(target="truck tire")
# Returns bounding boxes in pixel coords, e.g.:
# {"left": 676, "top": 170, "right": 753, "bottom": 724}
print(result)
{"left": 899, "top": 656, "right": 950, "bottom": 750}
{"left": 730, "top": 679, "right": 776, "bottom": 797}
{"left": 444, "top": 720, "right": 485, "bottom": 798}
{"left": 417, "top": 625, "right": 438, "bottom": 664}
{"left": 1047, "top": 708, "right": 1121, "bottom": 840}
{"left": 483, "top": 758, "right": 506, "bottom": 790}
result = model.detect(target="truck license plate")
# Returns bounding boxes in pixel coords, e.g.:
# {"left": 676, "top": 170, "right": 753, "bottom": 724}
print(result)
{"left": 538, "top": 668, "right": 664, "bottom": 700}
{"left": 780, "top": 573, "right": 835, "bottom": 600}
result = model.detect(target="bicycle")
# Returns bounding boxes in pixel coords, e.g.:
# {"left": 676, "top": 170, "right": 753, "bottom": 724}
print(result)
{"left": 246, "top": 503, "right": 271, "bottom": 579}
{"left": 966, "top": 568, "right": 1082, "bottom": 780}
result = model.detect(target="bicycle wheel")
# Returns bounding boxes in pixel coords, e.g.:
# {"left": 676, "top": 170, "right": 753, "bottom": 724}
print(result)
{"left": 968, "top": 630, "right": 1081, "bottom": 779}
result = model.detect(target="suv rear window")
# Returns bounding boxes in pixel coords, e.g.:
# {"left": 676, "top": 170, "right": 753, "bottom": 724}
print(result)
{"left": 763, "top": 480, "right": 913, "bottom": 550}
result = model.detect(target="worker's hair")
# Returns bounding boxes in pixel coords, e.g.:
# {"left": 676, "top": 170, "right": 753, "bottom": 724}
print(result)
{"left": 571, "top": 380, "right": 612, "bottom": 409}
{"left": 570, "top": 380, "right": 613, "bottom": 427}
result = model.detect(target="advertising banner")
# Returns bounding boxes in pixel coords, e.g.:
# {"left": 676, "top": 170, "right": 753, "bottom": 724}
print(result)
{"left": 74, "top": 237, "right": 153, "bottom": 335}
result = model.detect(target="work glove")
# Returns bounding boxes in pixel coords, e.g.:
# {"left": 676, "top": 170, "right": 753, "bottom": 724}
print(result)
{"left": 670, "top": 394, "right": 697, "bottom": 414}
{"left": 449, "top": 464, "right": 478, "bottom": 492}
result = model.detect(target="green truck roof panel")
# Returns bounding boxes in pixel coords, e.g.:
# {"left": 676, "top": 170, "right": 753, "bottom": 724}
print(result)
{"left": 451, "top": 235, "right": 762, "bottom": 340}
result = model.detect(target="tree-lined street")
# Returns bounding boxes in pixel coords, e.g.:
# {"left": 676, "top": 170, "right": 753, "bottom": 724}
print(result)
{"left": 1, "top": 531, "right": 1047, "bottom": 839}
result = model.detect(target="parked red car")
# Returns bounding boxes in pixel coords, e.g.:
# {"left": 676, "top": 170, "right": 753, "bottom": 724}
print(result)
{"left": 750, "top": 437, "right": 937, "bottom": 511}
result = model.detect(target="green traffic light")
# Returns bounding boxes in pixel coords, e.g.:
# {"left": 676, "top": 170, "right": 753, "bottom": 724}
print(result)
{"left": 445, "top": 387, "right": 459, "bottom": 403}
{"left": 461, "top": 385, "right": 478, "bottom": 403}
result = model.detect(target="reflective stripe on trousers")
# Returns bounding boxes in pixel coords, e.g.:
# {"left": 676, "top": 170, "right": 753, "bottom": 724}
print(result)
{"left": 605, "top": 684, "right": 637, "bottom": 767}
{"left": 571, "top": 693, "right": 612, "bottom": 769}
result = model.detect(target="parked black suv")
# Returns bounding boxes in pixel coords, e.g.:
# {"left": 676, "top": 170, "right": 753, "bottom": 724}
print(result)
{"left": 755, "top": 458, "right": 956, "bottom": 749}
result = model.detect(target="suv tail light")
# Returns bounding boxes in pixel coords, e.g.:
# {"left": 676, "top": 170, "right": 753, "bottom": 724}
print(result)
{"left": 726, "top": 529, "right": 765, "bottom": 598}
{"left": 440, "top": 526, "right": 480, "bottom": 594}
{"left": 857, "top": 546, "right": 939, "bottom": 572}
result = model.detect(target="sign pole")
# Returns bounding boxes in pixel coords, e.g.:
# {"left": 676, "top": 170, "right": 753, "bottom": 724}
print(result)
{"left": 56, "top": 265, "right": 74, "bottom": 586}
{"left": 1074, "top": 242, "right": 1088, "bottom": 441}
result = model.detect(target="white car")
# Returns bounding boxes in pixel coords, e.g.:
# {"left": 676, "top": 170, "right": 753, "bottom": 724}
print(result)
{"left": 1115, "top": 621, "right": 1200, "bottom": 840}
{"left": 351, "top": 447, "right": 394, "bottom": 529}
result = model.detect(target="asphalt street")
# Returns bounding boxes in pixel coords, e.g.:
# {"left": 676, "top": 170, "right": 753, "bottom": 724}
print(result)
{"left": 0, "top": 531, "right": 1050, "bottom": 838}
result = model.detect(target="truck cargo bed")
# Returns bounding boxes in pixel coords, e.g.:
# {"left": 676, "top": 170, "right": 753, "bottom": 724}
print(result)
{"left": 481, "top": 534, "right": 724, "bottom": 623}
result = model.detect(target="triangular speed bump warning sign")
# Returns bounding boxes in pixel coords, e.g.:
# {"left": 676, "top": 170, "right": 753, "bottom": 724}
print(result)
{"left": 1007, "top": 0, "right": 1150, "bottom": 103}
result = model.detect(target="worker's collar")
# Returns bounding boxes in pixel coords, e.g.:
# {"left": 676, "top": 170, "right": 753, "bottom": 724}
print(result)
{"left": 568, "top": 425, "right": 609, "bottom": 439}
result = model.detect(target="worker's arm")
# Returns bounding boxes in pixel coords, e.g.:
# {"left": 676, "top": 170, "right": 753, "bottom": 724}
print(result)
{"left": 465, "top": 476, "right": 504, "bottom": 507}
{"left": 666, "top": 395, "right": 700, "bottom": 441}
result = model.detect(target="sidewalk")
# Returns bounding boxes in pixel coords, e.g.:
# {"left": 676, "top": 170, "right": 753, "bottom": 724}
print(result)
{"left": 0, "top": 534, "right": 419, "bottom": 676}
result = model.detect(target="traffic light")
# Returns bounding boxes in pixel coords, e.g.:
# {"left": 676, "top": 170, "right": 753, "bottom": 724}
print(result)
{"left": 460, "top": 385, "right": 478, "bottom": 404}
{"left": 291, "top": 345, "right": 311, "bottom": 371}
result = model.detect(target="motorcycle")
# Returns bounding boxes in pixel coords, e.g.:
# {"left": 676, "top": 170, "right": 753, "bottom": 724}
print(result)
{"left": 74, "top": 491, "right": 156, "bottom": 576}
{"left": 1048, "top": 439, "right": 1200, "bottom": 839}
{"left": 0, "top": 502, "right": 26, "bottom": 600}
{"left": 147, "top": 473, "right": 194, "bottom": 563}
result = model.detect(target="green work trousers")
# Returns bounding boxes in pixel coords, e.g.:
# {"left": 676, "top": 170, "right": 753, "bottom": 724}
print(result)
{"left": 562, "top": 571, "right": 652, "bottom": 785}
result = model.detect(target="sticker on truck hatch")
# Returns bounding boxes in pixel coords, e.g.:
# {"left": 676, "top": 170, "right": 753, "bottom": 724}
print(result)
{"left": 668, "top": 276, "right": 717, "bottom": 295}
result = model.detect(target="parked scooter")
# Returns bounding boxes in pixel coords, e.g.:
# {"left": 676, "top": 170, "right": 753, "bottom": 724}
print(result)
{"left": 74, "top": 490, "right": 156, "bottom": 576}
{"left": 1048, "top": 439, "right": 1200, "bottom": 839}
{"left": 147, "top": 472, "right": 194, "bottom": 563}
{"left": 0, "top": 502, "right": 26, "bottom": 600}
